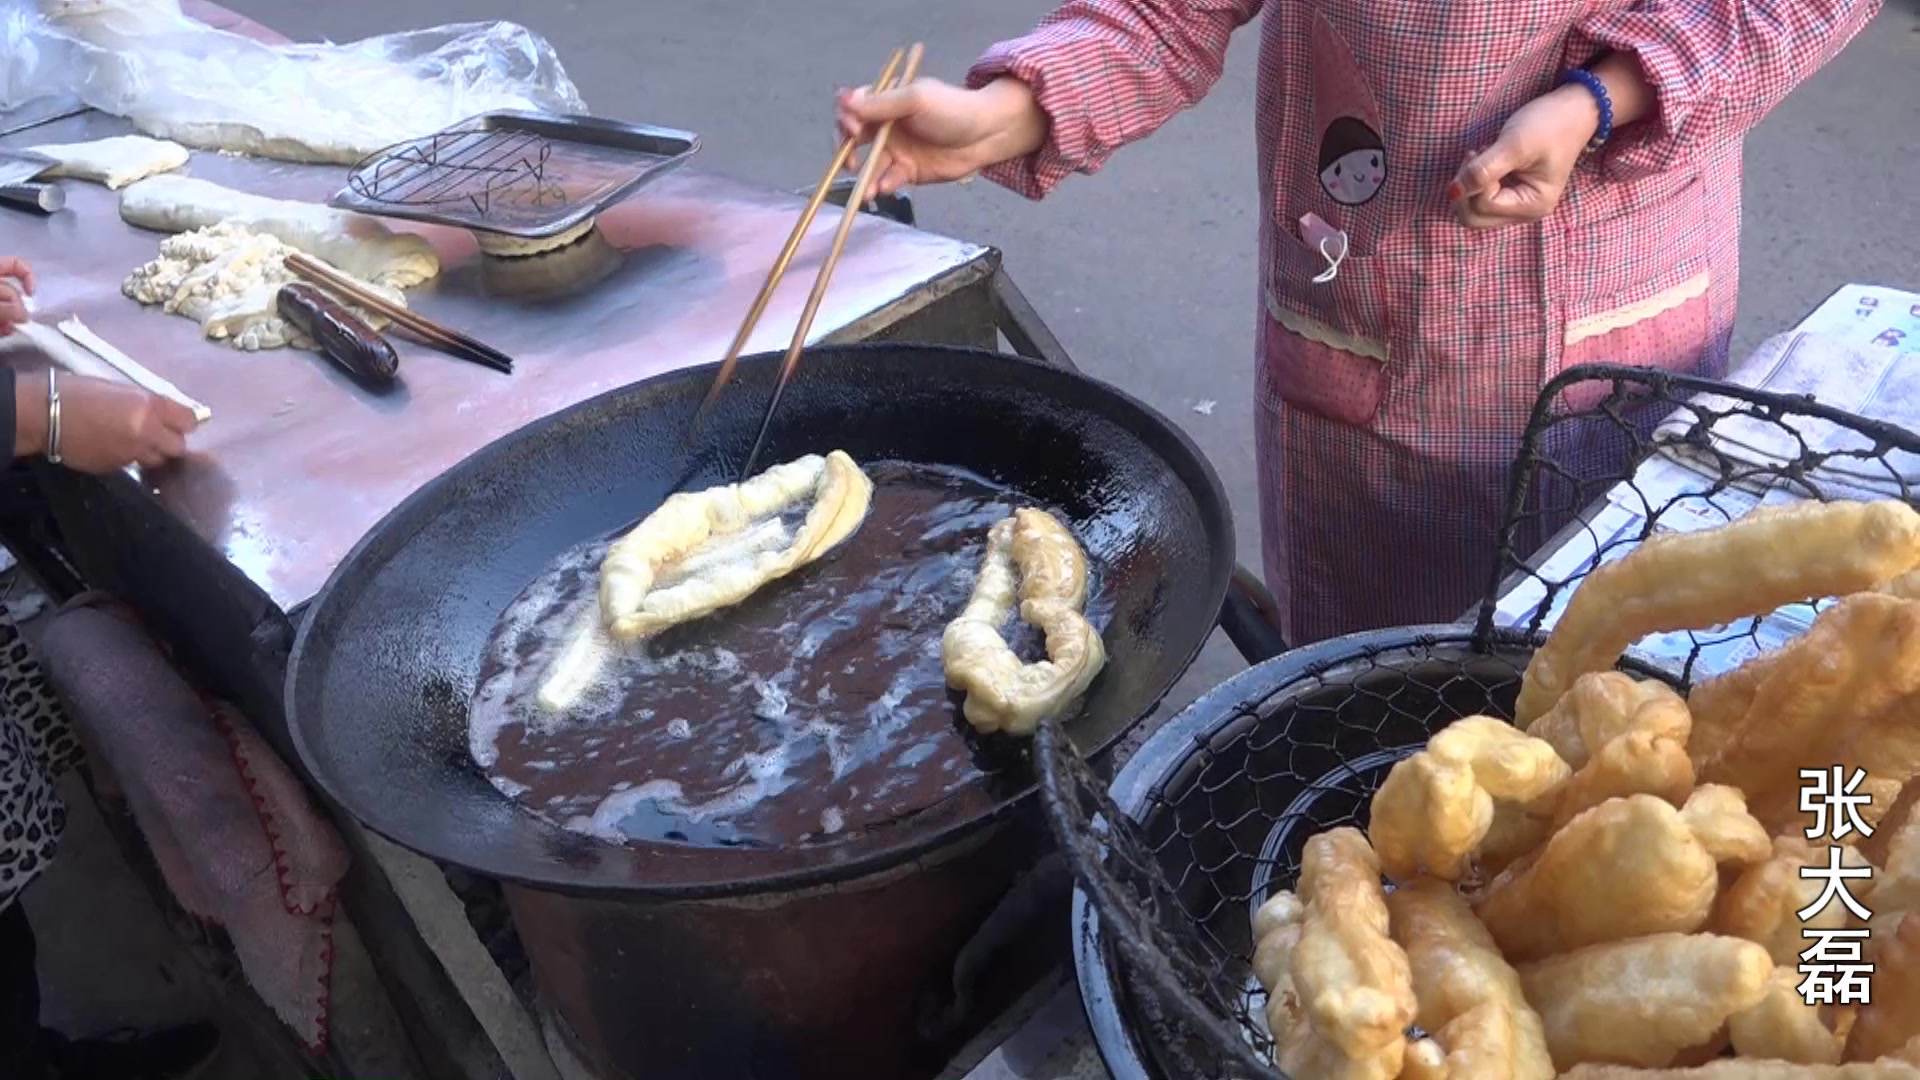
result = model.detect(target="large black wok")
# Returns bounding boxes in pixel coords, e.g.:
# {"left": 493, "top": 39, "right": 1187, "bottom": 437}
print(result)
{"left": 285, "top": 343, "right": 1238, "bottom": 1078}
{"left": 287, "top": 342, "right": 1236, "bottom": 893}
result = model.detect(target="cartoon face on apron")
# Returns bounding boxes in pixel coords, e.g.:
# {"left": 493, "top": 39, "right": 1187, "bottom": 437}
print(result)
{"left": 1250, "top": 0, "right": 1728, "bottom": 645}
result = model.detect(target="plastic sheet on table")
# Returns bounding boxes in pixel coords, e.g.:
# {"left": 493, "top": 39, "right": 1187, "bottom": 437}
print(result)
{"left": 0, "top": 0, "right": 587, "bottom": 165}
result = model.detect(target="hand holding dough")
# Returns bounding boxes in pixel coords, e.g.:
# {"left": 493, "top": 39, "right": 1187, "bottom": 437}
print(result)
{"left": 1367, "top": 717, "right": 1569, "bottom": 882}
{"left": 1515, "top": 500, "right": 1920, "bottom": 724}
{"left": 941, "top": 507, "right": 1106, "bottom": 735}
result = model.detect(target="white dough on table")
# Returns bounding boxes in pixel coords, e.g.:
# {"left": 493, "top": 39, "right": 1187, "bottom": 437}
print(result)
{"left": 122, "top": 222, "right": 402, "bottom": 352}
{"left": 119, "top": 175, "right": 439, "bottom": 289}
{"left": 26, "top": 135, "right": 189, "bottom": 189}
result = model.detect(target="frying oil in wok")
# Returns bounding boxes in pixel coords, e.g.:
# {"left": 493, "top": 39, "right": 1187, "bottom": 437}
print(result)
{"left": 468, "top": 462, "right": 1109, "bottom": 850}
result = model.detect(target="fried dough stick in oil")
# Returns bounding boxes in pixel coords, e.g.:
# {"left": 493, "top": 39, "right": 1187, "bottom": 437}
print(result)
{"left": 1514, "top": 500, "right": 1920, "bottom": 725}
{"left": 941, "top": 507, "right": 1107, "bottom": 735}
{"left": 1385, "top": 877, "right": 1554, "bottom": 1080}
{"left": 598, "top": 450, "right": 874, "bottom": 641}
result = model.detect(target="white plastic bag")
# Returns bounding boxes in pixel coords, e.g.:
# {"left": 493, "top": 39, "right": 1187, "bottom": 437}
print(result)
{"left": 0, "top": 0, "right": 588, "bottom": 164}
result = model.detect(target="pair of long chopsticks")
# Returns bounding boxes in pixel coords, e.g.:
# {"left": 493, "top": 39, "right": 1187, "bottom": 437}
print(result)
{"left": 687, "top": 44, "right": 925, "bottom": 479}
{"left": 283, "top": 252, "right": 514, "bottom": 375}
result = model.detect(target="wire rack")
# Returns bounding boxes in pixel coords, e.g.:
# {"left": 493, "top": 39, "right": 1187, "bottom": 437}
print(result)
{"left": 1036, "top": 362, "right": 1920, "bottom": 1078}
{"left": 346, "top": 126, "right": 569, "bottom": 216}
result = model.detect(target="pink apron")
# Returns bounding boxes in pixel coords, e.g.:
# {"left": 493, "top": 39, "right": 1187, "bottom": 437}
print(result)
{"left": 970, "top": 0, "right": 1877, "bottom": 645}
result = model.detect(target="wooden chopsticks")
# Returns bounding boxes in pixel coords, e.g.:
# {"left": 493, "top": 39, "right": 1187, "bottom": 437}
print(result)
{"left": 687, "top": 44, "right": 926, "bottom": 478}
{"left": 283, "top": 252, "right": 515, "bottom": 375}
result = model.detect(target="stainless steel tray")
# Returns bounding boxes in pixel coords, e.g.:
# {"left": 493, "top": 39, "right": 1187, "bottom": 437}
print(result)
{"left": 328, "top": 111, "right": 699, "bottom": 240}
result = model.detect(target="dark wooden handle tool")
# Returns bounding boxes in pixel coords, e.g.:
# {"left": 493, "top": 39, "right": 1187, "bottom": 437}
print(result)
{"left": 0, "top": 182, "right": 64, "bottom": 215}
{"left": 277, "top": 283, "right": 400, "bottom": 386}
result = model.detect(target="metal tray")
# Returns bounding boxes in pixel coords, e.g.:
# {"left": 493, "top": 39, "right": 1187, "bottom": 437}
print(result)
{"left": 329, "top": 111, "right": 699, "bottom": 240}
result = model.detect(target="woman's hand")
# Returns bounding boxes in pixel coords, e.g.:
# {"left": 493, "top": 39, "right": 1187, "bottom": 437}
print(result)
{"left": 1447, "top": 86, "right": 1598, "bottom": 228}
{"left": 15, "top": 371, "right": 199, "bottom": 473}
{"left": 0, "top": 257, "right": 34, "bottom": 337}
{"left": 834, "top": 76, "right": 1049, "bottom": 195}
{"left": 1448, "top": 53, "right": 1655, "bottom": 229}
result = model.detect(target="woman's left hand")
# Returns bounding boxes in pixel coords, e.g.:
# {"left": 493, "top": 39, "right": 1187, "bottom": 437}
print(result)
{"left": 1447, "top": 85, "right": 1600, "bottom": 229}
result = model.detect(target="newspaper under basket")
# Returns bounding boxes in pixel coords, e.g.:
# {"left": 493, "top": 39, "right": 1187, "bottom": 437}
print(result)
{"left": 1034, "top": 363, "right": 1920, "bottom": 1079}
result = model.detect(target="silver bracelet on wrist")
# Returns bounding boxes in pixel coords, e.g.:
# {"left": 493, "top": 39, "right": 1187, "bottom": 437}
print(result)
{"left": 44, "top": 368, "right": 62, "bottom": 465}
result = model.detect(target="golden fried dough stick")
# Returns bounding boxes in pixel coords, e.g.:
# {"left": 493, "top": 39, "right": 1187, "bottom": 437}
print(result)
{"left": 1476, "top": 789, "right": 1765, "bottom": 961}
{"left": 598, "top": 450, "right": 874, "bottom": 641}
{"left": 1729, "top": 966, "right": 1844, "bottom": 1064}
{"left": 1680, "top": 783, "right": 1774, "bottom": 864}
{"left": 1399, "top": 1038, "right": 1448, "bottom": 1080}
{"left": 1368, "top": 718, "right": 1569, "bottom": 882}
{"left": 1709, "top": 836, "right": 1877, "bottom": 965}
{"left": 1860, "top": 782, "right": 1920, "bottom": 870}
{"left": 1480, "top": 676, "right": 1696, "bottom": 875}
{"left": 941, "top": 508, "right": 1107, "bottom": 735}
{"left": 1559, "top": 1062, "right": 1920, "bottom": 1078}
{"left": 1846, "top": 912, "right": 1920, "bottom": 1063}
{"left": 1526, "top": 672, "right": 1691, "bottom": 770}
{"left": 1518, "top": 932, "right": 1773, "bottom": 1070}
{"left": 1694, "top": 594, "right": 1920, "bottom": 834}
{"left": 1288, "top": 828, "right": 1416, "bottom": 1063}
{"left": 1385, "top": 878, "right": 1554, "bottom": 1080}
{"left": 1260, "top": 914, "right": 1405, "bottom": 1080}
{"left": 1884, "top": 569, "right": 1920, "bottom": 601}
{"left": 1515, "top": 500, "right": 1920, "bottom": 725}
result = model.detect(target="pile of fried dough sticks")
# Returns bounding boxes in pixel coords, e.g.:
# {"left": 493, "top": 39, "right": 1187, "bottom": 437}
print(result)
{"left": 1253, "top": 499, "right": 1920, "bottom": 1079}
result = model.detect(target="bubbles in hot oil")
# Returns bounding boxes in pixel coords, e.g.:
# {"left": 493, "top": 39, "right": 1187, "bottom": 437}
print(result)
{"left": 475, "top": 463, "right": 1112, "bottom": 851}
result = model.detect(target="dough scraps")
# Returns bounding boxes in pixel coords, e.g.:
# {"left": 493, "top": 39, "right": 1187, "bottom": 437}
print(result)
{"left": 26, "top": 135, "right": 189, "bottom": 189}
{"left": 120, "top": 175, "right": 439, "bottom": 289}
{"left": 940, "top": 507, "right": 1107, "bottom": 736}
{"left": 123, "top": 222, "right": 401, "bottom": 351}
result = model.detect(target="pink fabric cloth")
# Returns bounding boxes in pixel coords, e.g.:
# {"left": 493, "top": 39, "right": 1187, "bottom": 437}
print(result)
{"left": 965, "top": 0, "right": 1880, "bottom": 644}
{"left": 35, "top": 596, "right": 347, "bottom": 1052}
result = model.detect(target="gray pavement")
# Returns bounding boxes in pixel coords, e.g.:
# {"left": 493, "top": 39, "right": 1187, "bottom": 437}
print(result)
{"left": 24, "top": 2, "right": 1920, "bottom": 1077}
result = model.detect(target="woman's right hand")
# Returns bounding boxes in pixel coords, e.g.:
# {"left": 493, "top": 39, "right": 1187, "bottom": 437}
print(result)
{"left": 15, "top": 371, "right": 199, "bottom": 473}
{"left": 834, "top": 75, "right": 1049, "bottom": 196}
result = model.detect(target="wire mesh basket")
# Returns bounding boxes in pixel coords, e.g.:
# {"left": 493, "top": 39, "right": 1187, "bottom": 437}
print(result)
{"left": 1036, "top": 362, "right": 1920, "bottom": 1079}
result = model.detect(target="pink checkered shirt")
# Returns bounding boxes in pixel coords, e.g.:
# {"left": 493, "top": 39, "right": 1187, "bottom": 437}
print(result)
{"left": 968, "top": 0, "right": 1880, "bottom": 645}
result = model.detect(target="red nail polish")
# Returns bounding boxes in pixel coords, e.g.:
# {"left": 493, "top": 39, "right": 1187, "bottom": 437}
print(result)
{"left": 1446, "top": 182, "right": 1464, "bottom": 201}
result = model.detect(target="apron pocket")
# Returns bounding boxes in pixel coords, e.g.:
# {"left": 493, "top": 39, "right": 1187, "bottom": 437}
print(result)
{"left": 1259, "top": 304, "right": 1390, "bottom": 428}
{"left": 1262, "top": 222, "right": 1394, "bottom": 428}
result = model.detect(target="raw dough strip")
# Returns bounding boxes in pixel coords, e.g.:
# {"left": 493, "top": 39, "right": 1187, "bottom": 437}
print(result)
{"left": 27, "top": 135, "right": 188, "bottom": 190}
{"left": 940, "top": 507, "right": 1106, "bottom": 736}
{"left": 597, "top": 450, "right": 873, "bottom": 642}
{"left": 1515, "top": 500, "right": 1920, "bottom": 725}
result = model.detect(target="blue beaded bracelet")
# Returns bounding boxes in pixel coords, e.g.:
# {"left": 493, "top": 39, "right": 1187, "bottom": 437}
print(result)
{"left": 1558, "top": 68, "right": 1614, "bottom": 153}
